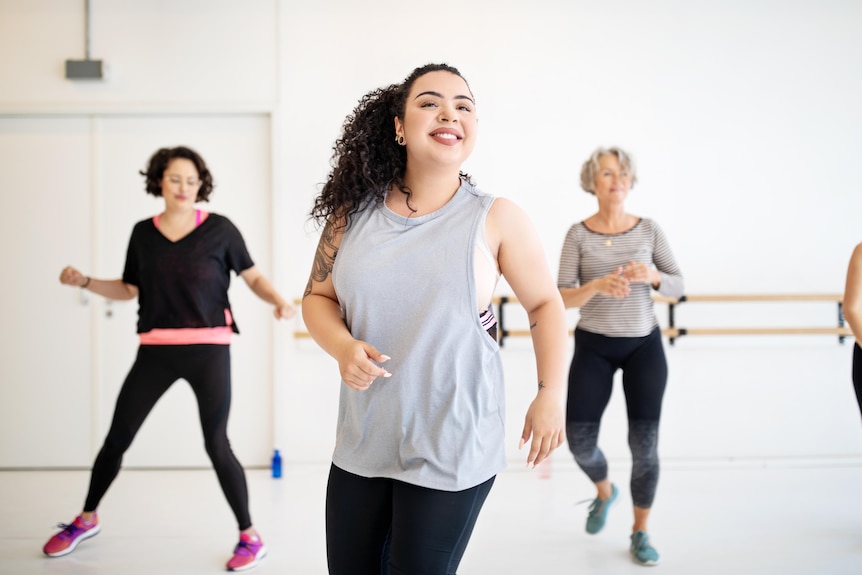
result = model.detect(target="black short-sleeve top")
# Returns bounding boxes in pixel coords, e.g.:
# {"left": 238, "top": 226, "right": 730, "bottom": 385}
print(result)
{"left": 122, "top": 212, "right": 254, "bottom": 342}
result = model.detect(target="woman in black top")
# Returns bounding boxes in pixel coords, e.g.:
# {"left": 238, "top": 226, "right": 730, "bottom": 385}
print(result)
{"left": 43, "top": 146, "right": 294, "bottom": 572}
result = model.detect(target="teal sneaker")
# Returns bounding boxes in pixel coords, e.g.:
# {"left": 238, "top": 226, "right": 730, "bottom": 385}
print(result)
{"left": 630, "top": 530, "right": 660, "bottom": 566}
{"left": 585, "top": 483, "right": 618, "bottom": 534}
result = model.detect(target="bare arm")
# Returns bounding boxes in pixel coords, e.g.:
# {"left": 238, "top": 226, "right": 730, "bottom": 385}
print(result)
{"left": 59, "top": 265, "right": 137, "bottom": 300}
{"left": 844, "top": 242, "right": 862, "bottom": 342}
{"left": 240, "top": 265, "right": 296, "bottom": 320}
{"left": 489, "top": 198, "right": 568, "bottom": 467}
{"left": 302, "top": 221, "right": 390, "bottom": 390}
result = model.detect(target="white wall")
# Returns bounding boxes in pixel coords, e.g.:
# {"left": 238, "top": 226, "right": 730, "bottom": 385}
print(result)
{"left": 0, "top": 0, "right": 277, "bottom": 109}
{"left": 1, "top": 0, "right": 861, "bottom": 468}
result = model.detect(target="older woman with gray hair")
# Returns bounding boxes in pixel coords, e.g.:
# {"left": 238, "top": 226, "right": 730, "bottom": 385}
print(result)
{"left": 557, "top": 146, "right": 684, "bottom": 566}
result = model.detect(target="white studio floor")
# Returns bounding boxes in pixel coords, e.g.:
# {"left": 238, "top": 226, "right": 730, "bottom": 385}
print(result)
{"left": 2, "top": 458, "right": 861, "bottom": 575}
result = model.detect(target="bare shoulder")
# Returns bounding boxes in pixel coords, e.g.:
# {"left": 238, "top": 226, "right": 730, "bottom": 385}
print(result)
{"left": 846, "top": 243, "right": 862, "bottom": 284}
{"left": 318, "top": 217, "right": 347, "bottom": 254}
{"left": 487, "top": 197, "right": 537, "bottom": 251}
{"left": 846, "top": 243, "right": 862, "bottom": 303}
{"left": 487, "top": 196, "right": 531, "bottom": 227}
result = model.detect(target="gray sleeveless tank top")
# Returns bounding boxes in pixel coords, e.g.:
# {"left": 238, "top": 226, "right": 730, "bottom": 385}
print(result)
{"left": 331, "top": 179, "right": 506, "bottom": 491}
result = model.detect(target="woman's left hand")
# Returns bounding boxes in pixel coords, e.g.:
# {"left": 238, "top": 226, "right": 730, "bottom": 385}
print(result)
{"left": 274, "top": 301, "right": 297, "bottom": 320}
{"left": 519, "top": 393, "right": 565, "bottom": 469}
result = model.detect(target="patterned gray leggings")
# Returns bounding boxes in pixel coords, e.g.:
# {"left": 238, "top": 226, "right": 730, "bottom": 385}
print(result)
{"left": 566, "top": 327, "right": 667, "bottom": 508}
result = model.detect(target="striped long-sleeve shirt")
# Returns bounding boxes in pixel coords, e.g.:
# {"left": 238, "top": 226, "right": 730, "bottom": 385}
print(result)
{"left": 557, "top": 218, "right": 684, "bottom": 337}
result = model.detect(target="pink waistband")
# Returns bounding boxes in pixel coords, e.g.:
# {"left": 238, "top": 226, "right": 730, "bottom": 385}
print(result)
{"left": 139, "top": 326, "right": 233, "bottom": 345}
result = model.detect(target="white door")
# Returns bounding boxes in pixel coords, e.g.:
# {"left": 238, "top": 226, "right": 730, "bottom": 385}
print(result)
{"left": 0, "top": 116, "right": 95, "bottom": 467}
{"left": 95, "top": 115, "right": 274, "bottom": 468}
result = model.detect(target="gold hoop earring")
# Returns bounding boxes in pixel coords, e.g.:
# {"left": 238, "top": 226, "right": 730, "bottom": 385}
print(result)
{"left": 396, "top": 135, "right": 405, "bottom": 146}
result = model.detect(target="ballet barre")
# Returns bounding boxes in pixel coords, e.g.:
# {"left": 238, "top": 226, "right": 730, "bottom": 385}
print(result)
{"left": 653, "top": 293, "right": 851, "bottom": 345}
{"left": 291, "top": 294, "right": 853, "bottom": 346}
{"left": 495, "top": 294, "right": 852, "bottom": 346}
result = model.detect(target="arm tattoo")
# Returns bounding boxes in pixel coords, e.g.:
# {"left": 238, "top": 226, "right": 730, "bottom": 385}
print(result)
{"left": 538, "top": 380, "right": 545, "bottom": 391}
{"left": 303, "top": 223, "right": 339, "bottom": 299}
{"left": 530, "top": 321, "right": 537, "bottom": 330}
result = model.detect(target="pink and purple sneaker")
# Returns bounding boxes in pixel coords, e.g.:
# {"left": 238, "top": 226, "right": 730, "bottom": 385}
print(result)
{"left": 43, "top": 513, "right": 101, "bottom": 557}
{"left": 226, "top": 532, "right": 267, "bottom": 571}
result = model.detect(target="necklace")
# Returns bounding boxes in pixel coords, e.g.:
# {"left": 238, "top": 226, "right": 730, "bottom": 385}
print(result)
{"left": 605, "top": 239, "right": 612, "bottom": 247}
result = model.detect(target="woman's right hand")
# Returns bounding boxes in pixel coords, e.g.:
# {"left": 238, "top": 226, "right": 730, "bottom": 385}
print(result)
{"left": 336, "top": 339, "right": 392, "bottom": 391}
{"left": 59, "top": 265, "right": 88, "bottom": 287}
{"left": 595, "top": 267, "right": 631, "bottom": 298}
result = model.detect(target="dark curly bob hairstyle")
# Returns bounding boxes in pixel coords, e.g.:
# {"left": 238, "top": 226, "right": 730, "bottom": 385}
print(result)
{"left": 310, "top": 63, "right": 473, "bottom": 230}
{"left": 139, "top": 146, "right": 214, "bottom": 202}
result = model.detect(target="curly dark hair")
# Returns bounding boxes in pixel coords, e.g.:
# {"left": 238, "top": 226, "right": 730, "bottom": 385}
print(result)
{"left": 310, "top": 63, "right": 473, "bottom": 230}
{"left": 139, "top": 146, "right": 214, "bottom": 202}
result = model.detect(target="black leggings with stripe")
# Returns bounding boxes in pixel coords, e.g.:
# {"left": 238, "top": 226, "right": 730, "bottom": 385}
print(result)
{"left": 326, "top": 464, "right": 495, "bottom": 575}
{"left": 566, "top": 327, "right": 667, "bottom": 509}
{"left": 83, "top": 345, "right": 252, "bottom": 530}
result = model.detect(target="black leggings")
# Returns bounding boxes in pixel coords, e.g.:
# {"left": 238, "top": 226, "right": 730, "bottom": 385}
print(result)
{"left": 83, "top": 345, "right": 252, "bottom": 530}
{"left": 326, "top": 464, "right": 495, "bottom": 575}
{"left": 853, "top": 343, "right": 862, "bottom": 419}
{"left": 566, "top": 327, "right": 667, "bottom": 508}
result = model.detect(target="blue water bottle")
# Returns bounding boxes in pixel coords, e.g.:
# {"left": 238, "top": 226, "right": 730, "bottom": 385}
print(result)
{"left": 271, "top": 449, "right": 282, "bottom": 478}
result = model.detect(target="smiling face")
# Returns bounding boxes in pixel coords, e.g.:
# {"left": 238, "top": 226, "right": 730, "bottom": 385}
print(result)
{"left": 160, "top": 157, "right": 202, "bottom": 211}
{"left": 592, "top": 153, "right": 632, "bottom": 204}
{"left": 394, "top": 70, "right": 477, "bottom": 172}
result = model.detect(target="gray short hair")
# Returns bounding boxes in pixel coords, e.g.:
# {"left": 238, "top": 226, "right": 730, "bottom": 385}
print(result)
{"left": 579, "top": 146, "right": 638, "bottom": 194}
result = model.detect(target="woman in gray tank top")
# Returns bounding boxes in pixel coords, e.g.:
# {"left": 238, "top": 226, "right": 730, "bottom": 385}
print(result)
{"left": 302, "top": 63, "right": 569, "bottom": 574}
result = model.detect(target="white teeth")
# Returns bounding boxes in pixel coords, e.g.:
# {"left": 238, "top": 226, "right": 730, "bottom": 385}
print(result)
{"left": 433, "top": 133, "right": 457, "bottom": 139}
